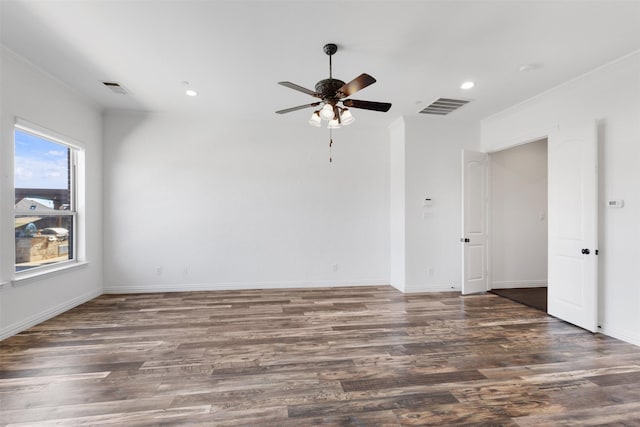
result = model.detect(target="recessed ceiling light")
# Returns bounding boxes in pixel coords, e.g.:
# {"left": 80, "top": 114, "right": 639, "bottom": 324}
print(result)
{"left": 185, "top": 89, "right": 198, "bottom": 97}
{"left": 460, "top": 81, "right": 475, "bottom": 90}
{"left": 519, "top": 64, "right": 539, "bottom": 72}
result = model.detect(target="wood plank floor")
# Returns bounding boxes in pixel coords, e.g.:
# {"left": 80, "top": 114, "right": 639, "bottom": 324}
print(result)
{"left": 490, "top": 288, "right": 547, "bottom": 312}
{"left": 1, "top": 286, "right": 639, "bottom": 426}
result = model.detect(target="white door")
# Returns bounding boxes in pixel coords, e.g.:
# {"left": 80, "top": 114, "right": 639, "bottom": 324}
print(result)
{"left": 461, "top": 149, "right": 489, "bottom": 295}
{"left": 548, "top": 121, "right": 598, "bottom": 332}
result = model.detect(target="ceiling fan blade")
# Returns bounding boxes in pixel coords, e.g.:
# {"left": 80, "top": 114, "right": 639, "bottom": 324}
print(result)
{"left": 336, "top": 73, "right": 376, "bottom": 98}
{"left": 342, "top": 99, "right": 392, "bottom": 112}
{"left": 278, "top": 81, "right": 319, "bottom": 97}
{"left": 275, "top": 102, "right": 320, "bottom": 114}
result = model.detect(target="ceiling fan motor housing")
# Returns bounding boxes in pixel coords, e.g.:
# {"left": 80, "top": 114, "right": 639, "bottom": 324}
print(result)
{"left": 315, "top": 78, "right": 346, "bottom": 100}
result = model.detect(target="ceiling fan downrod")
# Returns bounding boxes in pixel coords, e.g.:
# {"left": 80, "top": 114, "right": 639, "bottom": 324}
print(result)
{"left": 323, "top": 43, "right": 338, "bottom": 81}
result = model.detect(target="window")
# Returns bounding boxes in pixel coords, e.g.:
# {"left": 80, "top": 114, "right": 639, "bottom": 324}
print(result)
{"left": 14, "top": 121, "right": 82, "bottom": 273}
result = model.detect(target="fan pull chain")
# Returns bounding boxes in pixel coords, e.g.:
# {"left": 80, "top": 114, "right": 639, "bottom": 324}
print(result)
{"left": 329, "top": 129, "right": 333, "bottom": 163}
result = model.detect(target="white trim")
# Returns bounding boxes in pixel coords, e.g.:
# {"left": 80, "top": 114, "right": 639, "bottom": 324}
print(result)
{"left": 389, "top": 282, "right": 404, "bottom": 293}
{"left": 491, "top": 280, "right": 548, "bottom": 289}
{"left": 599, "top": 324, "right": 640, "bottom": 347}
{"left": 14, "top": 209, "right": 75, "bottom": 216}
{"left": 13, "top": 121, "right": 85, "bottom": 278}
{"left": 402, "top": 284, "right": 460, "bottom": 293}
{"left": 12, "top": 261, "right": 89, "bottom": 287}
{"left": 482, "top": 49, "right": 640, "bottom": 124}
{"left": 0, "top": 288, "right": 101, "bottom": 341}
{"left": 15, "top": 117, "right": 85, "bottom": 149}
{"left": 484, "top": 132, "right": 553, "bottom": 155}
{"left": 103, "top": 279, "right": 389, "bottom": 294}
{"left": 1, "top": 46, "right": 101, "bottom": 110}
{"left": 0, "top": 282, "right": 11, "bottom": 290}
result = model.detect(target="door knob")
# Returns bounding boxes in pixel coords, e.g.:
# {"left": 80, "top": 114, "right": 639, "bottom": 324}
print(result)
{"left": 581, "top": 248, "right": 590, "bottom": 255}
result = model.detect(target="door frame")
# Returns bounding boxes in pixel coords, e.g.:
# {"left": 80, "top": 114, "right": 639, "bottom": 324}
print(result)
{"left": 486, "top": 137, "right": 549, "bottom": 295}
{"left": 475, "top": 127, "right": 598, "bottom": 331}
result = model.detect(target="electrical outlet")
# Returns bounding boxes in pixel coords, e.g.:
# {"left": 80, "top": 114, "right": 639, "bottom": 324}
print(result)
{"left": 156, "top": 266, "right": 162, "bottom": 276}
{"left": 333, "top": 264, "right": 339, "bottom": 272}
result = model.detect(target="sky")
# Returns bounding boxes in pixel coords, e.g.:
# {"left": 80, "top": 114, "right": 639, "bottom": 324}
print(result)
{"left": 14, "top": 130, "right": 69, "bottom": 189}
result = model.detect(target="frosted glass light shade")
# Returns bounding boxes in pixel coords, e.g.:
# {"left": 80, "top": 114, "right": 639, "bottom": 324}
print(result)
{"left": 340, "top": 109, "right": 355, "bottom": 125}
{"left": 320, "top": 104, "right": 335, "bottom": 120}
{"left": 327, "top": 119, "right": 340, "bottom": 129}
{"left": 308, "top": 112, "right": 322, "bottom": 127}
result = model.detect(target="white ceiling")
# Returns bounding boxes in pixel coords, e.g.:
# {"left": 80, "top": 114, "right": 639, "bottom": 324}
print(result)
{"left": 2, "top": 0, "right": 640, "bottom": 127}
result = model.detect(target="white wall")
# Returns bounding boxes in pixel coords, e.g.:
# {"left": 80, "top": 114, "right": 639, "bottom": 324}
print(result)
{"left": 390, "top": 116, "right": 480, "bottom": 292}
{"left": 482, "top": 51, "right": 640, "bottom": 346}
{"left": 389, "top": 118, "right": 406, "bottom": 291}
{"left": 102, "top": 111, "right": 389, "bottom": 292}
{"left": 0, "top": 48, "right": 103, "bottom": 339}
{"left": 490, "top": 139, "right": 548, "bottom": 288}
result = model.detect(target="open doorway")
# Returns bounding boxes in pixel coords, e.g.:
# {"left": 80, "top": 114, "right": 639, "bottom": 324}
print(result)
{"left": 488, "top": 138, "right": 548, "bottom": 312}
{"left": 463, "top": 123, "right": 598, "bottom": 330}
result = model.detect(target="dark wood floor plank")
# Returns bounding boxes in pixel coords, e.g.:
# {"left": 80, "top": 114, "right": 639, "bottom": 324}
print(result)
{"left": 341, "top": 370, "right": 487, "bottom": 392}
{"left": 514, "top": 401, "right": 640, "bottom": 426}
{"left": 287, "top": 391, "right": 457, "bottom": 418}
{"left": 1, "top": 285, "right": 639, "bottom": 425}
{"left": 490, "top": 287, "right": 547, "bottom": 312}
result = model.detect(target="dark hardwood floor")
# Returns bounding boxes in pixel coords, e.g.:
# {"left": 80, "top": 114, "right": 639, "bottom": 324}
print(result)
{"left": 490, "top": 287, "right": 547, "bottom": 312}
{"left": 1, "top": 286, "right": 639, "bottom": 426}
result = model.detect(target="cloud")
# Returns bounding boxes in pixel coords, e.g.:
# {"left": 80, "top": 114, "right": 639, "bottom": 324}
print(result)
{"left": 14, "top": 156, "right": 67, "bottom": 189}
{"left": 15, "top": 167, "right": 33, "bottom": 180}
{"left": 14, "top": 130, "right": 69, "bottom": 189}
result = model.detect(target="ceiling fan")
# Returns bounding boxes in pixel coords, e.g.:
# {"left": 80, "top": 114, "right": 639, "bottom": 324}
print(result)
{"left": 276, "top": 43, "right": 391, "bottom": 129}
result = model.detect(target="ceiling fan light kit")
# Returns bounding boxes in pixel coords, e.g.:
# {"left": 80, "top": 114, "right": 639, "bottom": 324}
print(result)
{"left": 308, "top": 111, "right": 322, "bottom": 127}
{"left": 340, "top": 108, "right": 354, "bottom": 125}
{"left": 327, "top": 119, "right": 341, "bottom": 129}
{"left": 276, "top": 43, "right": 391, "bottom": 160}
{"left": 319, "top": 103, "right": 335, "bottom": 121}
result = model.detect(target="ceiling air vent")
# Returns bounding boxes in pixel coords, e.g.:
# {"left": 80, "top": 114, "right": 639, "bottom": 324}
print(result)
{"left": 418, "top": 98, "right": 470, "bottom": 115}
{"left": 102, "top": 81, "right": 128, "bottom": 95}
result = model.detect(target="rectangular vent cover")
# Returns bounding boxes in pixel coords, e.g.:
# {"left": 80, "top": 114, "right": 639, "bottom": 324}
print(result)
{"left": 419, "top": 98, "right": 470, "bottom": 115}
{"left": 102, "top": 81, "right": 128, "bottom": 95}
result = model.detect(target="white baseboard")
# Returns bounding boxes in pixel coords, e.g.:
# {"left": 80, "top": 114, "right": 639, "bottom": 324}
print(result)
{"left": 0, "top": 288, "right": 102, "bottom": 341}
{"left": 403, "top": 284, "right": 460, "bottom": 293}
{"left": 103, "top": 279, "right": 389, "bottom": 294}
{"left": 491, "top": 280, "right": 547, "bottom": 289}
{"left": 599, "top": 324, "right": 640, "bottom": 347}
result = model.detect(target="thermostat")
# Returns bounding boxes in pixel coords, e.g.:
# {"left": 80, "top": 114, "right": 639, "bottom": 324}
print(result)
{"left": 608, "top": 200, "right": 624, "bottom": 208}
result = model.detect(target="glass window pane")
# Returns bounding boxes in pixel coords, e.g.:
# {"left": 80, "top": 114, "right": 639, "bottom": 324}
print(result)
{"left": 15, "top": 215, "right": 74, "bottom": 272}
{"left": 14, "top": 130, "right": 71, "bottom": 210}
{"left": 14, "top": 128, "right": 75, "bottom": 272}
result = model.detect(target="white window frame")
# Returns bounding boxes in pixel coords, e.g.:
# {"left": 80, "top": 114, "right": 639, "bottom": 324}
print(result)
{"left": 13, "top": 118, "right": 86, "bottom": 281}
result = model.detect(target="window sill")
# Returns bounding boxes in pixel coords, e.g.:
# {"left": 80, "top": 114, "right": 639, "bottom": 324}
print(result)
{"left": 11, "top": 261, "right": 89, "bottom": 288}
